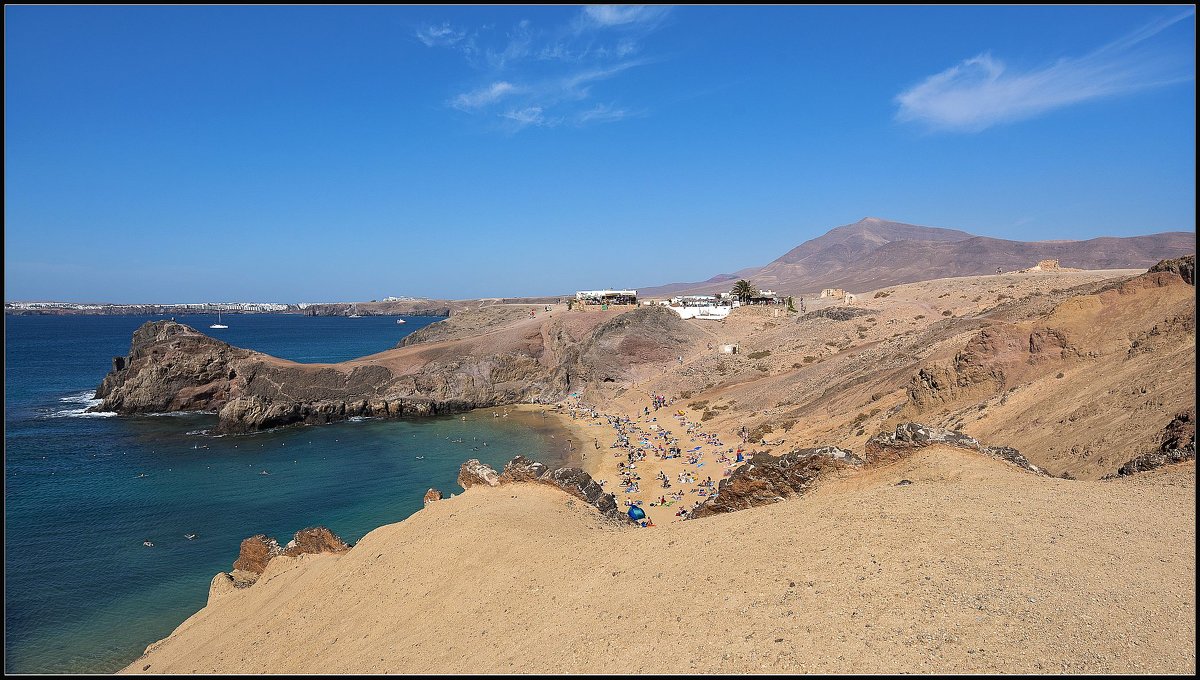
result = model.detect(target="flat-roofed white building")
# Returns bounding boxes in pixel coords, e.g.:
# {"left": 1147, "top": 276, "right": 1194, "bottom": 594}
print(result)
{"left": 575, "top": 289, "right": 637, "bottom": 305}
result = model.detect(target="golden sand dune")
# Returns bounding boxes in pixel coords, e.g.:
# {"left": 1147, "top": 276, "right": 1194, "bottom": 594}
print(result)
{"left": 123, "top": 449, "right": 1194, "bottom": 675}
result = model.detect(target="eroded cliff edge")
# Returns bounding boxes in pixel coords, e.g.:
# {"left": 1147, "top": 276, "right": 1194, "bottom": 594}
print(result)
{"left": 92, "top": 305, "right": 705, "bottom": 433}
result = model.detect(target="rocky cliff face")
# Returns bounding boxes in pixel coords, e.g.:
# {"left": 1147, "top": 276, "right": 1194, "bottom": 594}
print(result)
{"left": 689, "top": 446, "right": 862, "bottom": 519}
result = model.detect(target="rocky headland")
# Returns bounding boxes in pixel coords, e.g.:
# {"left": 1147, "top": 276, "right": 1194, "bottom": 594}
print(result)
{"left": 92, "top": 305, "right": 705, "bottom": 433}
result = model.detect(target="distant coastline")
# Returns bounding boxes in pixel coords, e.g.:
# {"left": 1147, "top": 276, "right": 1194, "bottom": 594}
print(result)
{"left": 3, "top": 296, "right": 566, "bottom": 318}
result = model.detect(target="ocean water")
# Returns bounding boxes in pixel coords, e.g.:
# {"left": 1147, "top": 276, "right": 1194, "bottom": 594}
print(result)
{"left": 3, "top": 314, "right": 576, "bottom": 674}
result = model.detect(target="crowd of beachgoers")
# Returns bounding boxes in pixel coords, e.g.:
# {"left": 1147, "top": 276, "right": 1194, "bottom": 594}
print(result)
{"left": 561, "top": 394, "right": 751, "bottom": 525}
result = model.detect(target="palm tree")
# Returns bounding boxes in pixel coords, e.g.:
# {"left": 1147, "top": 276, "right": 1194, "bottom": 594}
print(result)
{"left": 731, "top": 279, "right": 756, "bottom": 305}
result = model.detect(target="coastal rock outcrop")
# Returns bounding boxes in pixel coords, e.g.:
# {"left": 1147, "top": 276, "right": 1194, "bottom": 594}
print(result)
{"left": 423, "top": 488, "right": 443, "bottom": 505}
{"left": 231, "top": 535, "right": 283, "bottom": 576}
{"left": 94, "top": 321, "right": 252, "bottom": 413}
{"left": 283, "top": 526, "right": 351, "bottom": 558}
{"left": 866, "top": 423, "right": 1045, "bottom": 475}
{"left": 458, "top": 459, "right": 501, "bottom": 489}
{"left": 228, "top": 526, "right": 351, "bottom": 588}
{"left": 688, "top": 447, "right": 862, "bottom": 519}
{"left": 1110, "top": 408, "right": 1196, "bottom": 477}
{"left": 459, "top": 455, "right": 625, "bottom": 522}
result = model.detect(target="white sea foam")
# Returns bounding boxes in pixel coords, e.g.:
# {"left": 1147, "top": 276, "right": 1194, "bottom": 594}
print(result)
{"left": 59, "top": 391, "right": 101, "bottom": 405}
{"left": 49, "top": 391, "right": 112, "bottom": 417}
{"left": 50, "top": 407, "right": 117, "bottom": 418}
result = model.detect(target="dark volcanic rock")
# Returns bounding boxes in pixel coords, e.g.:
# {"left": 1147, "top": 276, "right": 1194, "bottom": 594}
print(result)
{"left": 689, "top": 446, "right": 863, "bottom": 519}
{"left": 460, "top": 455, "right": 624, "bottom": 522}
{"left": 866, "top": 423, "right": 1045, "bottom": 475}
{"left": 1112, "top": 408, "right": 1197, "bottom": 476}
{"left": 1148, "top": 254, "right": 1195, "bottom": 286}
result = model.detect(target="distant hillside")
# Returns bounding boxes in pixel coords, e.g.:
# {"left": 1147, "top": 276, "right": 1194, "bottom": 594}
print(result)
{"left": 640, "top": 217, "right": 1195, "bottom": 296}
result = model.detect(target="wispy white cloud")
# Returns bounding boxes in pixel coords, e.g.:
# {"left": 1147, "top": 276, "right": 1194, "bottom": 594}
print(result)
{"left": 450, "top": 81, "right": 519, "bottom": 111}
{"left": 421, "top": 8, "right": 672, "bottom": 132}
{"left": 895, "top": 10, "right": 1194, "bottom": 132}
{"left": 501, "top": 106, "right": 554, "bottom": 129}
{"left": 485, "top": 19, "right": 535, "bottom": 70}
{"left": 580, "top": 5, "right": 671, "bottom": 30}
{"left": 415, "top": 22, "right": 467, "bottom": 48}
{"left": 577, "top": 103, "right": 636, "bottom": 125}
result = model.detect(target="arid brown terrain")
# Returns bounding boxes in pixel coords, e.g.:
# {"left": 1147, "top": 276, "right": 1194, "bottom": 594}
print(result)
{"left": 99, "top": 253, "right": 1194, "bottom": 674}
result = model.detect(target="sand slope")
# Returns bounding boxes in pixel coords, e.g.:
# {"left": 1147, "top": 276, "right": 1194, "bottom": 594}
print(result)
{"left": 123, "top": 451, "right": 1194, "bottom": 674}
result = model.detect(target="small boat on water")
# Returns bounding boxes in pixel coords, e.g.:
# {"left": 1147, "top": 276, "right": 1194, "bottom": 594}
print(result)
{"left": 348, "top": 303, "right": 361, "bottom": 318}
{"left": 143, "top": 540, "right": 154, "bottom": 548}
{"left": 259, "top": 470, "right": 270, "bottom": 476}
{"left": 209, "top": 309, "right": 228, "bottom": 329}
{"left": 396, "top": 318, "right": 406, "bottom": 324}
{"left": 184, "top": 533, "right": 197, "bottom": 540}
{"left": 136, "top": 473, "right": 148, "bottom": 479}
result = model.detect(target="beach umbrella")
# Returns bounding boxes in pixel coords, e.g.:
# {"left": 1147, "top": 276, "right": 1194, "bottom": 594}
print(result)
{"left": 628, "top": 505, "right": 646, "bottom": 521}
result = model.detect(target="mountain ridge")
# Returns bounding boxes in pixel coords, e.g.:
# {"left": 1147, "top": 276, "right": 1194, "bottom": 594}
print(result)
{"left": 638, "top": 217, "right": 1194, "bottom": 297}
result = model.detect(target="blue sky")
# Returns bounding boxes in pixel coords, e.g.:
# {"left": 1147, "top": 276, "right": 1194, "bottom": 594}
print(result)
{"left": 4, "top": 5, "right": 1195, "bottom": 302}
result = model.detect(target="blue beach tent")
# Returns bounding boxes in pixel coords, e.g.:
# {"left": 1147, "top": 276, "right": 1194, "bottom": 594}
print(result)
{"left": 628, "top": 505, "right": 646, "bottom": 521}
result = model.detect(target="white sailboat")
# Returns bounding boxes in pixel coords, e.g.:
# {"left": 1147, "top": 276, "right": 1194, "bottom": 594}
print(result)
{"left": 348, "top": 303, "right": 361, "bottom": 318}
{"left": 396, "top": 317, "right": 406, "bottom": 324}
{"left": 209, "top": 309, "right": 228, "bottom": 329}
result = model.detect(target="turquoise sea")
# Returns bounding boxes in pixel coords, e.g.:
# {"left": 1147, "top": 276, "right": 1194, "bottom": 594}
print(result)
{"left": 3, "top": 313, "right": 576, "bottom": 673}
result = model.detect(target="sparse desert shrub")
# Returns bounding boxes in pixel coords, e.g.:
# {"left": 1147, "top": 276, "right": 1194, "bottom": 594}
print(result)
{"left": 792, "top": 362, "right": 802, "bottom": 369}
{"left": 704, "top": 382, "right": 714, "bottom": 390}
{"left": 688, "top": 400, "right": 709, "bottom": 410}
{"left": 865, "top": 317, "right": 876, "bottom": 323}
{"left": 1055, "top": 372, "right": 1064, "bottom": 379}
{"left": 701, "top": 409, "right": 715, "bottom": 421}
{"left": 755, "top": 363, "right": 769, "bottom": 372}
{"left": 938, "top": 293, "right": 950, "bottom": 298}
{"left": 972, "top": 296, "right": 982, "bottom": 302}
{"left": 804, "top": 306, "right": 869, "bottom": 321}
{"left": 679, "top": 390, "right": 694, "bottom": 399}
{"left": 871, "top": 392, "right": 884, "bottom": 402}
{"left": 715, "top": 363, "right": 729, "bottom": 375}
{"left": 874, "top": 291, "right": 891, "bottom": 298}
{"left": 857, "top": 333, "right": 867, "bottom": 339}
{"left": 747, "top": 350, "right": 772, "bottom": 359}
{"left": 942, "top": 310, "right": 952, "bottom": 316}
{"left": 803, "top": 356, "right": 816, "bottom": 363}
{"left": 914, "top": 314, "right": 925, "bottom": 320}
{"left": 856, "top": 325, "right": 869, "bottom": 333}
